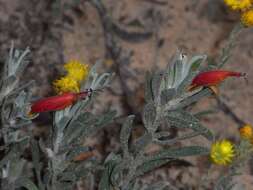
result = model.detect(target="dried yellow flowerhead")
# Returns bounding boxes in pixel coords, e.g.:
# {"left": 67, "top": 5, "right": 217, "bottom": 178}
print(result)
{"left": 53, "top": 76, "right": 80, "bottom": 94}
{"left": 241, "top": 9, "right": 253, "bottom": 26}
{"left": 239, "top": 124, "right": 253, "bottom": 140}
{"left": 53, "top": 60, "right": 89, "bottom": 94}
{"left": 224, "top": 0, "right": 252, "bottom": 11}
{"left": 210, "top": 140, "right": 235, "bottom": 165}
{"left": 64, "top": 60, "right": 89, "bottom": 82}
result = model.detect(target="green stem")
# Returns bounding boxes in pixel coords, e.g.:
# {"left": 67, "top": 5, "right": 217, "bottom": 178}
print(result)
{"left": 218, "top": 23, "right": 243, "bottom": 68}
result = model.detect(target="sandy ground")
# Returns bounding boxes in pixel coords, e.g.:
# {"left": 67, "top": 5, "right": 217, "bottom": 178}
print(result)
{"left": 0, "top": 0, "right": 253, "bottom": 189}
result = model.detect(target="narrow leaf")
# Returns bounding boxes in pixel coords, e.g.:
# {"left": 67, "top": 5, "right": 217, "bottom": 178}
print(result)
{"left": 144, "top": 71, "right": 154, "bottom": 102}
{"left": 160, "top": 89, "right": 176, "bottom": 105}
{"left": 189, "top": 55, "right": 207, "bottom": 70}
{"left": 148, "top": 146, "right": 209, "bottom": 161}
{"left": 120, "top": 115, "right": 135, "bottom": 158}
{"left": 15, "top": 177, "right": 39, "bottom": 190}
{"left": 136, "top": 158, "right": 173, "bottom": 177}
{"left": 166, "top": 110, "right": 214, "bottom": 141}
{"left": 98, "top": 162, "right": 115, "bottom": 190}
{"left": 151, "top": 72, "right": 163, "bottom": 99}
{"left": 143, "top": 101, "right": 156, "bottom": 132}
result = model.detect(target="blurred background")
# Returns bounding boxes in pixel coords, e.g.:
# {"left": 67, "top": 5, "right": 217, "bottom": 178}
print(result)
{"left": 0, "top": 0, "right": 253, "bottom": 189}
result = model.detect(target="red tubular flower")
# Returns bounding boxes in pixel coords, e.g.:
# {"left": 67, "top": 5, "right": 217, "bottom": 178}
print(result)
{"left": 188, "top": 70, "right": 246, "bottom": 94}
{"left": 30, "top": 89, "right": 92, "bottom": 114}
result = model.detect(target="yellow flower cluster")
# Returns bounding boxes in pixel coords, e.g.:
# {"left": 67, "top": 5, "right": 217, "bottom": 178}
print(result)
{"left": 64, "top": 60, "right": 89, "bottom": 82}
{"left": 224, "top": 0, "right": 253, "bottom": 27}
{"left": 209, "top": 124, "right": 253, "bottom": 166}
{"left": 53, "top": 60, "right": 89, "bottom": 94}
{"left": 53, "top": 77, "right": 80, "bottom": 93}
{"left": 210, "top": 140, "right": 235, "bottom": 165}
{"left": 239, "top": 124, "right": 253, "bottom": 142}
{"left": 224, "top": 0, "right": 252, "bottom": 10}
{"left": 241, "top": 10, "right": 253, "bottom": 26}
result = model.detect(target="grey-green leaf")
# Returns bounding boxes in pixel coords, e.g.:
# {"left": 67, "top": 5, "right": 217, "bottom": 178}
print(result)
{"left": 98, "top": 162, "right": 116, "bottom": 190}
{"left": 136, "top": 158, "right": 173, "bottom": 177}
{"left": 144, "top": 71, "right": 154, "bottom": 102}
{"left": 151, "top": 72, "right": 163, "bottom": 99}
{"left": 8, "top": 158, "right": 26, "bottom": 183}
{"left": 166, "top": 110, "right": 214, "bottom": 141}
{"left": 143, "top": 181, "right": 172, "bottom": 190}
{"left": 148, "top": 146, "right": 209, "bottom": 161}
{"left": 189, "top": 54, "right": 207, "bottom": 71}
{"left": 143, "top": 101, "right": 156, "bottom": 132}
{"left": 15, "top": 177, "right": 39, "bottom": 190}
{"left": 31, "top": 139, "right": 45, "bottom": 190}
{"left": 120, "top": 115, "right": 135, "bottom": 158}
{"left": 160, "top": 89, "right": 176, "bottom": 105}
{"left": 64, "top": 111, "right": 116, "bottom": 145}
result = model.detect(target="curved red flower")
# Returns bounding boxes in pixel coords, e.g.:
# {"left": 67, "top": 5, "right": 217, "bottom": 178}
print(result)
{"left": 188, "top": 70, "right": 245, "bottom": 94}
{"left": 30, "top": 90, "right": 92, "bottom": 114}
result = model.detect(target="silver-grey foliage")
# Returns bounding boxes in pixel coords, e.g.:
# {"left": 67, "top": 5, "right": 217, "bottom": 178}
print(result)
{"left": 0, "top": 45, "right": 116, "bottom": 190}
{"left": 0, "top": 21, "right": 245, "bottom": 190}
{"left": 0, "top": 43, "right": 36, "bottom": 190}
{"left": 98, "top": 53, "right": 213, "bottom": 190}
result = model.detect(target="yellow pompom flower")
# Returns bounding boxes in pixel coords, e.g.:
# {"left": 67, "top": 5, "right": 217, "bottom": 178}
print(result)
{"left": 210, "top": 140, "right": 235, "bottom": 165}
{"left": 64, "top": 60, "right": 89, "bottom": 82}
{"left": 241, "top": 9, "right": 253, "bottom": 26}
{"left": 224, "top": 0, "right": 252, "bottom": 11}
{"left": 53, "top": 76, "right": 80, "bottom": 94}
{"left": 239, "top": 124, "right": 253, "bottom": 140}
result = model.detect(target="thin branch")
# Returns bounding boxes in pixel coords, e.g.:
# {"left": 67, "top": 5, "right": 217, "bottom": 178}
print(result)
{"left": 215, "top": 96, "right": 246, "bottom": 127}
{"left": 218, "top": 23, "right": 243, "bottom": 68}
{"left": 88, "top": 0, "right": 141, "bottom": 117}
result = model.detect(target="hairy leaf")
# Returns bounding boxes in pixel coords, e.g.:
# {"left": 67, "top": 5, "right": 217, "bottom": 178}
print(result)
{"left": 165, "top": 53, "right": 189, "bottom": 89}
{"left": 15, "top": 177, "right": 39, "bottom": 190}
{"left": 166, "top": 110, "right": 214, "bottom": 141}
{"left": 0, "top": 138, "right": 29, "bottom": 167}
{"left": 98, "top": 161, "right": 117, "bottom": 190}
{"left": 189, "top": 54, "right": 207, "bottom": 71}
{"left": 144, "top": 71, "right": 154, "bottom": 102}
{"left": 151, "top": 72, "right": 163, "bottom": 99}
{"left": 143, "top": 101, "right": 156, "bottom": 132}
{"left": 136, "top": 158, "right": 173, "bottom": 177}
{"left": 148, "top": 146, "right": 209, "bottom": 161}
{"left": 160, "top": 89, "right": 176, "bottom": 105}
{"left": 31, "top": 139, "right": 44, "bottom": 190}
{"left": 143, "top": 181, "right": 172, "bottom": 190}
{"left": 133, "top": 147, "right": 207, "bottom": 178}
{"left": 64, "top": 111, "right": 116, "bottom": 145}
{"left": 120, "top": 115, "right": 134, "bottom": 158}
{"left": 8, "top": 158, "right": 26, "bottom": 183}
